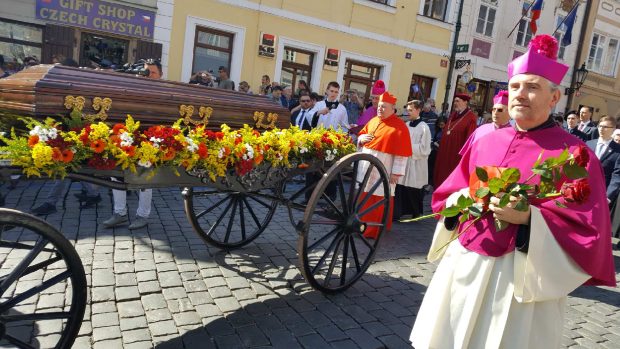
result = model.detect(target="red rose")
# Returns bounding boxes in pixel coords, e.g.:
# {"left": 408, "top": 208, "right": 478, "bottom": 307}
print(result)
{"left": 572, "top": 145, "right": 589, "bottom": 168}
{"left": 561, "top": 178, "right": 590, "bottom": 204}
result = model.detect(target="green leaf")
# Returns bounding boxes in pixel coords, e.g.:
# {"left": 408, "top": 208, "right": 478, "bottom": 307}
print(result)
{"left": 556, "top": 148, "right": 569, "bottom": 165}
{"left": 475, "top": 187, "right": 490, "bottom": 199}
{"left": 440, "top": 206, "right": 462, "bottom": 217}
{"left": 514, "top": 200, "right": 529, "bottom": 212}
{"left": 459, "top": 213, "right": 469, "bottom": 223}
{"left": 457, "top": 194, "right": 468, "bottom": 208}
{"left": 468, "top": 204, "right": 483, "bottom": 217}
{"left": 499, "top": 194, "right": 511, "bottom": 208}
{"left": 531, "top": 168, "right": 547, "bottom": 176}
{"left": 533, "top": 150, "right": 544, "bottom": 168}
{"left": 500, "top": 168, "right": 521, "bottom": 184}
{"left": 563, "top": 163, "right": 589, "bottom": 179}
{"left": 554, "top": 200, "right": 568, "bottom": 208}
{"left": 488, "top": 178, "right": 505, "bottom": 194}
{"left": 475, "top": 167, "right": 489, "bottom": 182}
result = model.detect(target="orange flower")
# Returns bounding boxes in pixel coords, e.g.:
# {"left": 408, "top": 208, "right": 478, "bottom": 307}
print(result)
{"left": 162, "top": 148, "right": 176, "bottom": 161}
{"left": 298, "top": 163, "right": 309, "bottom": 169}
{"left": 197, "top": 143, "right": 208, "bottom": 159}
{"left": 110, "top": 134, "right": 121, "bottom": 145}
{"left": 90, "top": 139, "right": 106, "bottom": 153}
{"left": 28, "top": 135, "right": 39, "bottom": 147}
{"left": 61, "top": 149, "right": 74, "bottom": 163}
{"left": 122, "top": 145, "right": 136, "bottom": 157}
{"left": 314, "top": 140, "right": 322, "bottom": 149}
{"left": 254, "top": 154, "right": 264, "bottom": 165}
{"left": 52, "top": 147, "right": 63, "bottom": 161}
{"left": 469, "top": 166, "right": 504, "bottom": 206}
{"left": 112, "top": 124, "right": 126, "bottom": 135}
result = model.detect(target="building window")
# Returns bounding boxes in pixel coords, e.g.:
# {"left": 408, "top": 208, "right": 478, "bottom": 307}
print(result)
{"left": 587, "top": 33, "right": 620, "bottom": 77}
{"left": 368, "top": 0, "right": 389, "bottom": 4}
{"left": 0, "top": 19, "right": 43, "bottom": 72}
{"left": 409, "top": 74, "right": 434, "bottom": 103}
{"left": 80, "top": 32, "right": 128, "bottom": 68}
{"left": 343, "top": 60, "right": 381, "bottom": 104}
{"left": 192, "top": 26, "right": 234, "bottom": 75}
{"left": 280, "top": 46, "right": 314, "bottom": 91}
{"left": 552, "top": 16, "right": 568, "bottom": 60}
{"left": 515, "top": 20, "right": 533, "bottom": 47}
{"left": 476, "top": 4, "right": 496, "bottom": 37}
{"left": 422, "top": 0, "right": 448, "bottom": 21}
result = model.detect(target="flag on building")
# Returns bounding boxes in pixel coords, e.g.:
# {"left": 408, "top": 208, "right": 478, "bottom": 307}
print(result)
{"left": 529, "top": 0, "right": 544, "bottom": 34}
{"left": 562, "top": 3, "right": 579, "bottom": 46}
{"left": 142, "top": 15, "right": 151, "bottom": 23}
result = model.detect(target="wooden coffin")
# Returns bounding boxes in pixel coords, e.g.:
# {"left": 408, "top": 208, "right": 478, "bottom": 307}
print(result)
{"left": 0, "top": 64, "right": 290, "bottom": 130}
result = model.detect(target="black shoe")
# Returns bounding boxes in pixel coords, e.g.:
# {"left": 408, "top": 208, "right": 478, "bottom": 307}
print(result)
{"left": 73, "top": 190, "right": 90, "bottom": 201}
{"left": 81, "top": 195, "right": 102, "bottom": 208}
{"left": 616, "top": 241, "right": 620, "bottom": 250}
{"left": 32, "top": 203, "right": 57, "bottom": 215}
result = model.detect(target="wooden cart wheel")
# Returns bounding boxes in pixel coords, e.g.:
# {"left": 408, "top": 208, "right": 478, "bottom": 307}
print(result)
{"left": 183, "top": 187, "right": 279, "bottom": 249}
{"left": 0, "top": 208, "right": 87, "bottom": 349}
{"left": 298, "top": 153, "right": 390, "bottom": 293}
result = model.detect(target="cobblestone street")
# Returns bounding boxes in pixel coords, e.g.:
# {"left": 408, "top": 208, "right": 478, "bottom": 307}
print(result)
{"left": 1, "top": 180, "right": 619, "bottom": 349}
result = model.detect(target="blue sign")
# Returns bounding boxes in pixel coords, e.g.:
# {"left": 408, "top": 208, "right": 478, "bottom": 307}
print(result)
{"left": 36, "top": 0, "right": 156, "bottom": 39}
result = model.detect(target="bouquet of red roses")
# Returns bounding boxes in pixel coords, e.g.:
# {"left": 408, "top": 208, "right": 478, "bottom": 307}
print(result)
{"left": 402, "top": 145, "right": 591, "bottom": 250}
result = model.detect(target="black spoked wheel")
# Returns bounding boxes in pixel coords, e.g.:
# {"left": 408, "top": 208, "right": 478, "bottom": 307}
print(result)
{"left": 0, "top": 208, "right": 87, "bottom": 349}
{"left": 298, "top": 153, "right": 390, "bottom": 293}
{"left": 183, "top": 186, "right": 279, "bottom": 249}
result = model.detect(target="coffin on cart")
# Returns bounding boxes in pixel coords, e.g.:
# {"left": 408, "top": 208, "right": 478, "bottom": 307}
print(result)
{"left": 0, "top": 64, "right": 289, "bottom": 130}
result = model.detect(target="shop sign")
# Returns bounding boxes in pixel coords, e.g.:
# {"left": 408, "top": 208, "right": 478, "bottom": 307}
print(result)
{"left": 324, "top": 49, "right": 339, "bottom": 71}
{"left": 258, "top": 33, "right": 276, "bottom": 58}
{"left": 36, "top": 0, "right": 155, "bottom": 39}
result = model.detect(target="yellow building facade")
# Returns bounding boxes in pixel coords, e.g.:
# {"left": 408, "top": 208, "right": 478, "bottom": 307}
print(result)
{"left": 166, "top": 0, "right": 452, "bottom": 108}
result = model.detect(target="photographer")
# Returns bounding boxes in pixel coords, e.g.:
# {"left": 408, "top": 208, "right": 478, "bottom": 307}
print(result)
{"left": 340, "top": 89, "right": 363, "bottom": 125}
{"left": 190, "top": 71, "right": 214, "bottom": 87}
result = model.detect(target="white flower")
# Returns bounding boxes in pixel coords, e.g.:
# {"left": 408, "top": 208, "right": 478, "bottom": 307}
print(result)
{"left": 120, "top": 132, "right": 134, "bottom": 147}
{"left": 186, "top": 138, "right": 198, "bottom": 153}
{"left": 218, "top": 148, "right": 225, "bottom": 159}
{"left": 0, "top": 131, "right": 5, "bottom": 137}
{"left": 300, "top": 146, "right": 308, "bottom": 154}
{"left": 244, "top": 143, "right": 254, "bottom": 159}
{"left": 242, "top": 154, "right": 248, "bottom": 160}
{"left": 138, "top": 159, "right": 152, "bottom": 168}
{"left": 47, "top": 128, "right": 58, "bottom": 140}
{"left": 149, "top": 136, "right": 163, "bottom": 144}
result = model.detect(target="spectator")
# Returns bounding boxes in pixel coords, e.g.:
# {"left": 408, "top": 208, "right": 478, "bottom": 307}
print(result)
{"left": 60, "top": 58, "right": 79, "bottom": 67}
{"left": 259, "top": 75, "right": 272, "bottom": 95}
{"left": 23, "top": 56, "right": 39, "bottom": 68}
{"left": 586, "top": 115, "right": 620, "bottom": 203}
{"left": 614, "top": 129, "right": 620, "bottom": 144}
{"left": 217, "top": 66, "right": 234, "bottom": 90}
{"left": 102, "top": 59, "right": 161, "bottom": 230}
{"left": 280, "top": 85, "right": 296, "bottom": 110}
{"left": 578, "top": 106, "right": 598, "bottom": 140}
{"left": 565, "top": 111, "right": 588, "bottom": 142}
{"left": 238, "top": 81, "right": 252, "bottom": 94}
{"left": 340, "top": 89, "right": 363, "bottom": 126}
{"left": 420, "top": 102, "right": 438, "bottom": 121}
{"left": 269, "top": 86, "right": 284, "bottom": 107}
{"left": 296, "top": 80, "right": 310, "bottom": 96}
{"left": 290, "top": 91, "right": 315, "bottom": 130}
{"left": 190, "top": 71, "right": 215, "bottom": 87}
{"left": 0, "top": 55, "right": 9, "bottom": 79}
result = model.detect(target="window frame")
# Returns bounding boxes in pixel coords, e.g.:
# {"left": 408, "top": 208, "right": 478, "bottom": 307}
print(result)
{"left": 476, "top": 4, "right": 497, "bottom": 37}
{"left": 280, "top": 46, "right": 314, "bottom": 90}
{"left": 421, "top": 0, "right": 449, "bottom": 22}
{"left": 0, "top": 17, "right": 44, "bottom": 68}
{"left": 587, "top": 32, "right": 620, "bottom": 77}
{"left": 192, "top": 26, "right": 234, "bottom": 75}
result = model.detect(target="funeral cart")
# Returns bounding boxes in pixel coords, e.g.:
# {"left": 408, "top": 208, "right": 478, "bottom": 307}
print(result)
{"left": 0, "top": 65, "right": 391, "bottom": 348}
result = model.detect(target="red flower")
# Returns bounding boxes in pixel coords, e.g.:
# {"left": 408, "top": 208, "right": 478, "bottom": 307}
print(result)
{"left": 90, "top": 139, "right": 106, "bottom": 153}
{"left": 122, "top": 146, "right": 136, "bottom": 157}
{"left": 28, "top": 135, "right": 39, "bottom": 147}
{"left": 197, "top": 143, "right": 208, "bottom": 159}
{"left": 51, "top": 147, "right": 63, "bottom": 162}
{"left": 112, "top": 123, "right": 126, "bottom": 135}
{"left": 61, "top": 149, "right": 74, "bottom": 163}
{"left": 561, "top": 178, "right": 590, "bottom": 204}
{"left": 162, "top": 148, "right": 176, "bottom": 161}
{"left": 572, "top": 145, "right": 589, "bottom": 168}
{"left": 215, "top": 132, "right": 224, "bottom": 140}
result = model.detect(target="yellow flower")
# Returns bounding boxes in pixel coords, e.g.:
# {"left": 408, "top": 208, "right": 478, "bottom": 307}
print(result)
{"left": 31, "top": 143, "right": 54, "bottom": 168}
{"left": 90, "top": 122, "right": 111, "bottom": 139}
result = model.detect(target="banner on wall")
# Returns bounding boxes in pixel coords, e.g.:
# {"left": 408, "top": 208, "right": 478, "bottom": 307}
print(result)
{"left": 324, "top": 48, "right": 339, "bottom": 71}
{"left": 35, "top": 0, "right": 155, "bottom": 39}
{"left": 258, "top": 33, "right": 276, "bottom": 58}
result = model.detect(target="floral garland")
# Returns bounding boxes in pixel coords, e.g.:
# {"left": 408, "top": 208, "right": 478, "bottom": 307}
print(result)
{"left": 0, "top": 116, "right": 357, "bottom": 181}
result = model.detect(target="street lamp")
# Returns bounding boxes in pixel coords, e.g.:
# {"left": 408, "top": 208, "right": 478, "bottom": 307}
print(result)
{"left": 565, "top": 63, "right": 588, "bottom": 95}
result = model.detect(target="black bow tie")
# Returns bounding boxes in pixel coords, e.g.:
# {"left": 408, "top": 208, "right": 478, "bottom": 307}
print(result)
{"left": 325, "top": 101, "right": 339, "bottom": 110}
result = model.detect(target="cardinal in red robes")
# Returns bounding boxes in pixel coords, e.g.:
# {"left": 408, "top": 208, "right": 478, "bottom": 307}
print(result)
{"left": 357, "top": 92, "right": 412, "bottom": 239}
{"left": 433, "top": 94, "right": 477, "bottom": 187}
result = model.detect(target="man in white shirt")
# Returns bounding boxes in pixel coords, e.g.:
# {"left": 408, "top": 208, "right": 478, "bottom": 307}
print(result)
{"left": 586, "top": 115, "right": 620, "bottom": 203}
{"left": 290, "top": 91, "right": 316, "bottom": 130}
{"left": 311, "top": 81, "right": 349, "bottom": 131}
{"left": 578, "top": 106, "right": 598, "bottom": 140}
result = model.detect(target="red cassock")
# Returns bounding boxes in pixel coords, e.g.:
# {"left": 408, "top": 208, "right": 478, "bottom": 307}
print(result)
{"left": 358, "top": 114, "right": 412, "bottom": 238}
{"left": 433, "top": 108, "right": 477, "bottom": 187}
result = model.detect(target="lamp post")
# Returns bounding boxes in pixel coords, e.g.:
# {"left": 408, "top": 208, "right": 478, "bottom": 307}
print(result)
{"left": 442, "top": 0, "right": 466, "bottom": 117}
{"left": 564, "top": 63, "right": 589, "bottom": 96}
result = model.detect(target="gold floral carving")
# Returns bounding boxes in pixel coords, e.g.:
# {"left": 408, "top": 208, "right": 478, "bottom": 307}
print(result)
{"left": 179, "top": 105, "right": 212, "bottom": 126}
{"left": 254, "top": 112, "right": 278, "bottom": 129}
{"left": 64, "top": 95, "right": 112, "bottom": 122}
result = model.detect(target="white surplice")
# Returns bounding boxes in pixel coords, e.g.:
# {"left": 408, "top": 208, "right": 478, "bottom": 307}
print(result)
{"left": 411, "top": 203, "right": 590, "bottom": 349}
{"left": 357, "top": 147, "right": 407, "bottom": 197}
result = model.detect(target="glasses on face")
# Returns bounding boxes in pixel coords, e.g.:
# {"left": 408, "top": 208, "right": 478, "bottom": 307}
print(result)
{"left": 598, "top": 125, "right": 615, "bottom": 129}
{"left": 492, "top": 108, "right": 504, "bottom": 112}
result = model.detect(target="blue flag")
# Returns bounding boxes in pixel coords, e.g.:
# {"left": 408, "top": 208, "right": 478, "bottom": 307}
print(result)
{"left": 562, "top": 3, "right": 579, "bottom": 46}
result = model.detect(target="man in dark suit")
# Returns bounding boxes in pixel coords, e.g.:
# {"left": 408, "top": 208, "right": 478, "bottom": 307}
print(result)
{"left": 579, "top": 106, "right": 599, "bottom": 140}
{"left": 565, "top": 111, "right": 588, "bottom": 141}
{"left": 587, "top": 116, "right": 620, "bottom": 205}
{"left": 290, "top": 91, "right": 314, "bottom": 130}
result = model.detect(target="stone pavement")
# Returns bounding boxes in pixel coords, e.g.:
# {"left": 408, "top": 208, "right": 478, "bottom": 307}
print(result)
{"left": 0, "top": 179, "right": 619, "bottom": 349}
